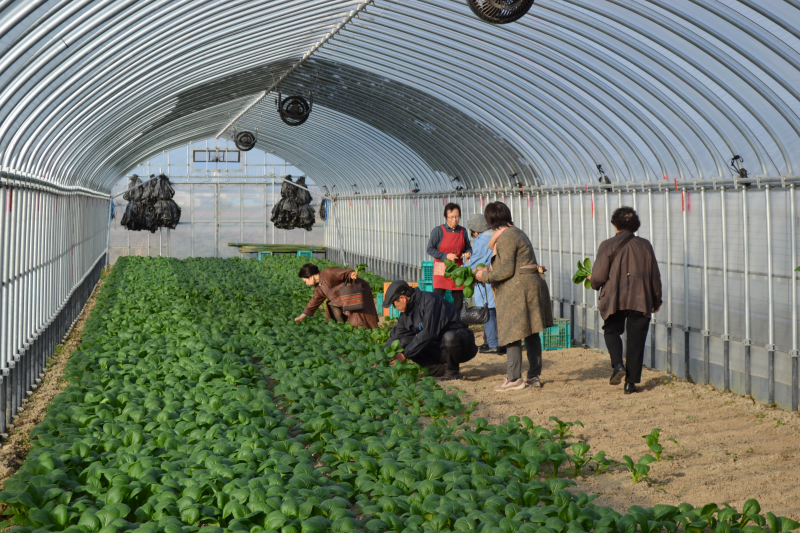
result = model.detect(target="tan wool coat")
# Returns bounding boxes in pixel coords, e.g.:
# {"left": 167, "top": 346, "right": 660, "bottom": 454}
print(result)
{"left": 484, "top": 226, "right": 554, "bottom": 346}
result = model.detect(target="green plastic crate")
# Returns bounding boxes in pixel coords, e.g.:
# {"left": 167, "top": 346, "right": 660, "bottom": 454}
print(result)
{"left": 376, "top": 293, "right": 384, "bottom": 309}
{"left": 418, "top": 280, "right": 433, "bottom": 292}
{"left": 540, "top": 318, "right": 571, "bottom": 351}
{"left": 256, "top": 251, "right": 272, "bottom": 261}
{"left": 388, "top": 305, "right": 401, "bottom": 319}
{"left": 444, "top": 290, "right": 454, "bottom": 304}
{"left": 421, "top": 260, "right": 434, "bottom": 283}
{"left": 296, "top": 250, "right": 313, "bottom": 258}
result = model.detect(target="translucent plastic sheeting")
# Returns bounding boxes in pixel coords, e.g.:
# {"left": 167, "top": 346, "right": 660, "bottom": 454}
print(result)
{"left": 2, "top": 2, "right": 800, "bottom": 193}
{"left": 325, "top": 184, "right": 799, "bottom": 408}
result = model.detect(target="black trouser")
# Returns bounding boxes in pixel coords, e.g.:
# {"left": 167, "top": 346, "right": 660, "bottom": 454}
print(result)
{"left": 329, "top": 305, "right": 346, "bottom": 323}
{"left": 505, "top": 333, "right": 542, "bottom": 381}
{"left": 602, "top": 310, "right": 650, "bottom": 384}
{"left": 404, "top": 327, "right": 478, "bottom": 374}
{"left": 433, "top": 288, "right": 464, "bottom": 311}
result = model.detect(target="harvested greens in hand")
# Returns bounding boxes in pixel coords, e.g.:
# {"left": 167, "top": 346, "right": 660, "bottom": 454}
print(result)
{"left": 443, "top": 260, "right": 485, "bottom": 298}
{"left": 573, "top": 258, "right": 592, "bottom": 289}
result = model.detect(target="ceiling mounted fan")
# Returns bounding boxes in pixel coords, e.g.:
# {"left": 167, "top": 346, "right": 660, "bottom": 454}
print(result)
{"left": 234, "top": 130, "right": 257, "bottom": 151}
{"left": 466, "top": 0, "right": 535, "bottom": 24}
{"left": 277, "top": 90, "right": 313, "bottom": 126}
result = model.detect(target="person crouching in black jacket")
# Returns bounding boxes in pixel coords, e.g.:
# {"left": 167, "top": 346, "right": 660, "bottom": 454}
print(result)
{"left": 383, "top": 280, "right": 478, "bottom": 381}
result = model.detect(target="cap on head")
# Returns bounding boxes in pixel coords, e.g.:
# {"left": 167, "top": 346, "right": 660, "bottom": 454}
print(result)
{"left": 383, "top": 280, "right": 411, "bottom": 307}
{"left": 466, "top": 214, "right": 490, "bottom": 234}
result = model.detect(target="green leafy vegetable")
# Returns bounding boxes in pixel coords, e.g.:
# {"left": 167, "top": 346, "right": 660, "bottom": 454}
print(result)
{"left": 573, "top": 258, "right": 593, "bottom": 289}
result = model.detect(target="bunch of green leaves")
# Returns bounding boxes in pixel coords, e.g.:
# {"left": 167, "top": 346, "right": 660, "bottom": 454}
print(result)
{"left": 642, "top": 429, "right": 679, "bottom": 462}
{"left": 354, "top": 263, "right": 367, "bottom": 275}
{"left": 443, "top": 260, "right": 484, "bottom": 298}
{"left": 573, "top": 258, "right": 592, "bottom": 289}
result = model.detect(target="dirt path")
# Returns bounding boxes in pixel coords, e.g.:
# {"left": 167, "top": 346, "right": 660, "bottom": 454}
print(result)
{"left": 456, "top": 331, "right": 800, "bottom": 520}
{"left": 0, "top": 274, "right": 106, "bottom": 490}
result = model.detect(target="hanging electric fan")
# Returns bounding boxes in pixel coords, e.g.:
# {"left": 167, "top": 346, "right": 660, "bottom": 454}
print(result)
{"left": 467, "top": 0, "right": 535, "bottom": 24}
{"left": 234, "top": 130, "right": 257, "bottom": 151}
{"left": 277, "top": 90, "right": 313, "bottom": 126}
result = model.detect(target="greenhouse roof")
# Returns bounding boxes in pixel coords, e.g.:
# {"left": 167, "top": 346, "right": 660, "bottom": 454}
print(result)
{"left": 1, "top": 1, "right": 800, "bottom": 194}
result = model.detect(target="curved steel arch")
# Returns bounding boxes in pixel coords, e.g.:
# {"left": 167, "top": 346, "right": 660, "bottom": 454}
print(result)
{"left": 1, "top": 0, "right": 799, "bottom": 193}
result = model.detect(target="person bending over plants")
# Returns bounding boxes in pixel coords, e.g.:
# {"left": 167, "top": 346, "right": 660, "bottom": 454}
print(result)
{"left": 382, "top": 280, "right": 478, "bottom": 380}
{"left": 294, "top": 263, "right": 379, "bottom": 329}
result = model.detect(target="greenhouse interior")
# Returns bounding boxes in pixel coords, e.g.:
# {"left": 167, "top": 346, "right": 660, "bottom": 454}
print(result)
{"left": 1, "top": 0, "right": 800, "bottom": 531}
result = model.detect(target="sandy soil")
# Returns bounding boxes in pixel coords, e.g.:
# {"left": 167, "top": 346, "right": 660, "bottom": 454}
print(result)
{"left": 0, "top": 274, "right": 106, "bottom": 490}
{"left": 456, "top": 328, "right": 800, "bottom": 520}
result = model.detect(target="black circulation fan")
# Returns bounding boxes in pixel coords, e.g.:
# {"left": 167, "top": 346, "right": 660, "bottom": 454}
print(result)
{"left": 277, "top": 90, "right": 313, "bottom": 126}
{"left": 234, "top": 130, "right": 257, "bottom": 151}
{"left": 467, "top": 0, "right": 535, "bottom": 24}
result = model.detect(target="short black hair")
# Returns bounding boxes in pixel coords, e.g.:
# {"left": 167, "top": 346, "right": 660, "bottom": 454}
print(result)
{"left": 443, "top": 203, "right": 461, "bottom": 219}
{"left": 484, "top": 202, "right": 513, "bottom": 230}
{"left": 610, "top": 206, "right": 640, "bottom": 233}
{"left": 298, "top": 263, "right": 320, "bottom": 279}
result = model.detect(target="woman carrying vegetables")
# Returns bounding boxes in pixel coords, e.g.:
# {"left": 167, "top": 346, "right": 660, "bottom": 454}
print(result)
{"left": 475, "top": 202, "right": 553, "bottom": 392}
{"left": 426, "top": 202, "right": 472, "bottom": 310}
{"left": 294, "top": 264, "right": 379, "bottom": 329}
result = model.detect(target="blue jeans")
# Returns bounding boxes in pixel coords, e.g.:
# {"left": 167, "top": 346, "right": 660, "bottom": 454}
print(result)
{"left": 483, "top": 308, "right": 498, "bottom": 348}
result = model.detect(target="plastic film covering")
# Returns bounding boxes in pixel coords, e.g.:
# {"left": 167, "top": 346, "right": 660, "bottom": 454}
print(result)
{"left": 1, "top": 1, "right": 800, "bottom": 193}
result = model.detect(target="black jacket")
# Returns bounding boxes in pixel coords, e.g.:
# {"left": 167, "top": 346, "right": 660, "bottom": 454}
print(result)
{"left": 383, "top": 289, "right": 468, "bottom": 362}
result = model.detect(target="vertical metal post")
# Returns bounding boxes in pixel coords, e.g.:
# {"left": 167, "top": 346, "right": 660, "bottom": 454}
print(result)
{"left": 665, "top": 190, "right": 673, "bottom": 376}
{"left": 593, "top": 191, "right": 599, "bottom": 349}
{"left": 743, "top": 186, "right": 751, "bottom": 396}
{"left": 682, "top": 188, "right": 690, "bottom": 381}
{"left": 568, "top": 192, "right": 575, "bottom": 344}
{"left": 701, "top": 188, "right": 710, "bottom": 384}
{"left": 721, "top": 187, "right": 730, "bottom": 392}
{"left": 765, "top": 185, "right": 775, "bottom": 405}
{"left": 648, "top": 189, "right": 656, "bottom": 368}
{"left": 547, "top": 193, "right": 554, "bottom": 315}
{"left": 557, "top": 192, "right": 564, "bottom": 317}
{"left": 790, "top": 184, "right": 798, "bottom": 411}
{"left": 580, "top": 191, "right": 586, "bottom": 347}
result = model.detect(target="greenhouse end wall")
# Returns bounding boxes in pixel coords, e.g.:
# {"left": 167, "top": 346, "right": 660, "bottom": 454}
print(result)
{"left": 324, "top": 183, "right": 799, "bottom": 410}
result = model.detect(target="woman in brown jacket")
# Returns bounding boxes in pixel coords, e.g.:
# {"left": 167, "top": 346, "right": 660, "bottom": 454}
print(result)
{"left": 475, "top": 202, "right": 553, "bottom": 392}
{"left": 294, "top": 264, "right": 379, "bottom": 329}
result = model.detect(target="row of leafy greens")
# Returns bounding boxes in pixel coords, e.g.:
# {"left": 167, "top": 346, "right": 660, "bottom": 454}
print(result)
{"left": 1, "top": 256, "right": 797, "bottom": 533}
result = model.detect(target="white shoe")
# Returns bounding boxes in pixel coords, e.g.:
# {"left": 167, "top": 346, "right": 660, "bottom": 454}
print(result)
{"left": 494, "top": 378, "right": 526, "bottom": 392}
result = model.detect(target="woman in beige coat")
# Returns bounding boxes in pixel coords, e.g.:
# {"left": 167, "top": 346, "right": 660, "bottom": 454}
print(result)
{"left": 475, "top": 202, "right": 553, "bottom": 391}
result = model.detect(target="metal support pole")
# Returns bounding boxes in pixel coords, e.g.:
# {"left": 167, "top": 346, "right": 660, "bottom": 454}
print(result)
{"left": 743, "top": 187, "right": 751, "bottom": 396}
{"left": 593, "top": 191, "right": 599, "bottom": 349}
{"left": 557, "top": 192, "right": 563, "bottom": 318}
{"left": 665, "top": 190, "right": 673, "bottom": 376}
{"left": 765, "top": 185, "right": 775, "bottom": 405}
{"left": 721, "top": 187, "right": 730, "bottom": 392}
{"left": 790, "top": 184, "right": 798, "bottom": 411}
{"left": 682, "top": 189, "right": 690, "bottom": 381}
{"left": 568, "top": 192, "right": 575, "bottom": 344}
{"left": 701, "top": 188, "right": 710, "bottom": 384}
{"left": 580, "top": 192, "right": 586, "bottom": 347}
{"left": 648, "top": 189, "right": 656, "bottom": 368}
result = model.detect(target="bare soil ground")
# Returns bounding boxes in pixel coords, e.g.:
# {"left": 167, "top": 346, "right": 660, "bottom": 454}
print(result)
{"left": 0, "top": 274, "right": 106, "bottom": 490}
{"left": 456, "top": 328, "right": 800, "bottom": 520}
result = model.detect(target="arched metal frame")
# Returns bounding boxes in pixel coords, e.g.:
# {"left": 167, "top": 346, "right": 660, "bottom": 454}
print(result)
{"left": 2, "top": 1, "right": 800, "bottom": 193}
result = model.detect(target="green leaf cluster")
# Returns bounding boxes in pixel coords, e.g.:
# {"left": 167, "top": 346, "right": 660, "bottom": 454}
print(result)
{"left": 1, "top": 256, "right": 794, "bottom": 533}
{"left": 443, "top": 260, "right": 484, "bottom": 298}
{"left": 573, "top": 258, "right": 592, "bottom": 289}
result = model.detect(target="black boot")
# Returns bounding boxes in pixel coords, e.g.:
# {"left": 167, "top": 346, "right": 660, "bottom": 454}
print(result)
{"left": 609, "top": 365, "right": 626, "bottom": 385}
{"left": 624, "top": 383, "right": 638, "bottom": 394}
